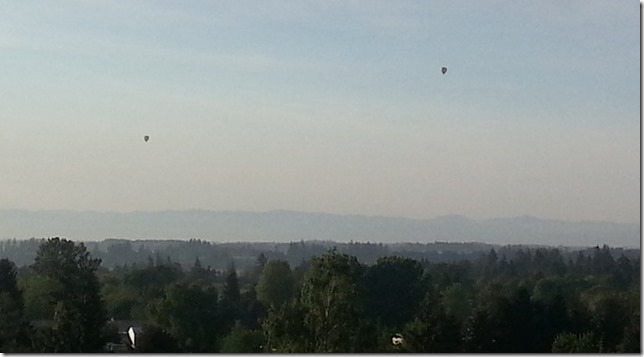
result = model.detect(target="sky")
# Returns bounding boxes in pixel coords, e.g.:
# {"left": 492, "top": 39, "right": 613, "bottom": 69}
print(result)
{"left": 0, "top": 1, "right": 640, "bottom": 224}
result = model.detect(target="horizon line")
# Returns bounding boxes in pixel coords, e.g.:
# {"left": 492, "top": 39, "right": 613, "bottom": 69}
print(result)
{"left": 0, "top": 207, "right": 639, "bottom": 226}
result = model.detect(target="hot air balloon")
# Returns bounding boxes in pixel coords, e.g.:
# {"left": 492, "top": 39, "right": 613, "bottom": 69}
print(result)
{"left": 144, "top": 135, "right": 150, "bottom": 142}
{"left": 441, "top": 67, "right": 447, "bottom": 75}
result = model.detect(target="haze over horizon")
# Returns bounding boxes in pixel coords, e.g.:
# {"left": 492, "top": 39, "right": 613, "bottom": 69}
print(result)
{"left": 0, "top": 207, "right": 638, "bottom": 225}
{"left": 0, "top": 209, "right": 639, "bottom": 248}
{"left": 1, "top": 1, "right": 640, "bottom": 227}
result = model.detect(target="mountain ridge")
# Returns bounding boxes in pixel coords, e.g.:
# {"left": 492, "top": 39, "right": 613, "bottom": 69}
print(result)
{"left": 0, "top": 209, "right": 639, "bottom": 248}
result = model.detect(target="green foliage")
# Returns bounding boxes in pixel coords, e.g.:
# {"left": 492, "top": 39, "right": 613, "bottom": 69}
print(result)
{"left": 134, "top": 324, "right": 181, "bottom": 353}
{"left": 364, "top": 256, "right": 428, "bottom": 329}
{"left": 123, "top": 263, "right": 183, "bottom": 299}
{"left": 100, "top": 321, "right": 120, "bottom": 344}
{"left": 440, "top": 282, "right": 471, "bottom": 325}
{"left": 531, "top": 277, "right": 563, "bottom": 304}
{"left": 262, "top": 300, "right": 308, "bottom": 352}
{"left": 588, "top": 291, "right": 637, "bottom": 352}
{"left": 0, "top": 258, "right": 20, "bottom": 296}
{"left": 616, "top": 309, "right": 640, "bottom": 353}
{"left": 102, "top": 286, "right": 139, "bottom": 320}
{"left": 256, "top": 259, "right": 295, "bottom": 310}
{"left": 146, "top": 281, "right": 220, "bottom": 352}
{"left": 30, "top": 238, "right": 107, "bottom": 352}
{"left": 3, "top": 239, "right": 639, "bottom": 353}
{"left": 189, "top": 257, "right": 208, "bottom": 281}
{"left": 464, "top": 286, "right": 544, "bottom": 352}
{"left": 21, "top": 273, "right": 56, "bottom": 319}
{"left": 463, "top": 306, "right": 498, "bottom": 352}
{"left": 222, "top": 263, "right": 241, "bottom": 304}
{"left": 533, "top": 293, "right": 570, "bottom": 351}
{"left": 219, "top": 321, "right": 265, "bottom": 353}
{"left": 247, "top": 253, "right": 268, "bottom": 283}
{"left": 237, "top": 286, "right": 266, "bottom": 330}
{"left": 427, "top": 260, "right": 473, "bottom": 290}
{"left": 402, "top": 293, "right": 461, "bottom": 353}
{"left": 551, "top": 331, "right": 598, "bottom": 353}
{"left": 0, "top": 258, "right": 30, "bottom": 352}
{"left": 299, "top": 250, "right": 370, "bottom": 352}
{"left": 219, "top": 264, "right": 242, "bottom": 333}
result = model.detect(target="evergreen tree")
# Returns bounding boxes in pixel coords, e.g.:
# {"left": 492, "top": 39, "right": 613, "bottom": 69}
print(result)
{"left": 189, "top": 257, "right": 207, "bottom": 281}
{"left": 238, "top": 286, "right": 266, "bottom": 330}
{"left": 0, "top": 258, "right": 30, "bottom": 352}
{"left": 222, "top": 263, "right": 241, "bottom": 304}
{"left": 220, "top": 263, "right": 241, "bottom": 332}
{"left": 463, "top": 307, "right": 498, "bottom": 352}
{"left": 252, "top": 253, "right": 268, "bottom": 281}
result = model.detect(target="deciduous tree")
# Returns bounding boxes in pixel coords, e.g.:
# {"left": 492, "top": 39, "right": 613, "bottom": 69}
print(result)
{"left": 31, "top": 238, "right": 106, "bottom": 352}
{"left": 299, "top": 250, "right": 370, "bottom": 352}
{"left": 146, "top": 281, "right": 220, "bottom": 352}
{"left": 256, "top": 260, "right": 295, "bottom": 310}
{"left": 364, "top": 256, "right": 427, "bottom": 329}
{"left": 402, "top": 293, "right": 461, "bottom": 353}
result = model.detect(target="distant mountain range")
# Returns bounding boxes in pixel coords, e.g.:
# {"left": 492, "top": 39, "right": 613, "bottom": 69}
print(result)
{"left": 0, "top": 209, "right": 639, "bottom": 248}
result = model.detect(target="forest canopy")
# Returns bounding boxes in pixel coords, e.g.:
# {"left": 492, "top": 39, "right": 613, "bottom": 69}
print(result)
{"left": 0, "top": 237, "right": 640, "bottom": 353}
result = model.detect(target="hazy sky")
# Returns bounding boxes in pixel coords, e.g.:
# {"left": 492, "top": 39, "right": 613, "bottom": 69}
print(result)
{"left": 0, "top": 1, "right": 639, "bottom": 223}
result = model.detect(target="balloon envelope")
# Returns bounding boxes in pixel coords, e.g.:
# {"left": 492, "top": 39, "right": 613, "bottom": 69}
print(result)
{"left": 441, "top": 67, "right": 447, "bottom": 74}
{"left": 144, "top": 135, "right": 149, "bottom": 142}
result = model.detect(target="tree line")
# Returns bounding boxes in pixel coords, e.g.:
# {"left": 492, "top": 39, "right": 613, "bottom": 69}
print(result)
{"left": 0, "top": 237, "right": 640, "bottom": 352}
{"left": 1, "top": 237, "right": 637, "bottom": 270}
